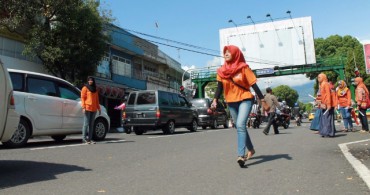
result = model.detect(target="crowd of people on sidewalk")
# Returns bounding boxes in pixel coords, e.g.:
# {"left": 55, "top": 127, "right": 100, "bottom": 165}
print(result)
{"left": 309, "top": 73, "right": 370, "bottom": 137}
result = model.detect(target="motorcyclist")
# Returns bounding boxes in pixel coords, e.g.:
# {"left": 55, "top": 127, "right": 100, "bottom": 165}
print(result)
{"left": 293, "top": 102, "right": 302, "bottom": 126}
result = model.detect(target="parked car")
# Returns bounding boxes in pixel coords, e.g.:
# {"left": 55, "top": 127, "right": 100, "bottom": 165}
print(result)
{"left": 0, "top": 61, "right": 19, "bottom": 145}
{"left": 6, "top": 69, "right": 110, "bottom": 147}
{"left": 190, "top": 98, "right": 229, "bottom": 129}
{"left": 122, "top": 90, "right": 198, "bottom": 135}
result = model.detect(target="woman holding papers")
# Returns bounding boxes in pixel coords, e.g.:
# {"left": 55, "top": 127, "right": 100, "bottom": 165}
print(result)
{"left": 354, "top": 77, "right": 369, "bottom": 133}
{"left": 317, "top": 73, "right": 335, "bottom": 137}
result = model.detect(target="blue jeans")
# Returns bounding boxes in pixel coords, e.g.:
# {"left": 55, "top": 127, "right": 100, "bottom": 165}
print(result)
{"left": 338, "top": 107, "right": 353, "bottom": 130}
{"left": 228, "top": 100, "right": 253, "bottom": 157}
{"left": 82, "top": 111, "right": 97, "bottom": 141}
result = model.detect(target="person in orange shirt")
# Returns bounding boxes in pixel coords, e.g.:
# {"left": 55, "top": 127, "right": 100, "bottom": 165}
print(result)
{"left": 336, "top": 80, "right": 353, "bottom": 132}
{"left": 212, "top": 45, "right": 266, "bottom": 167}
{"left": 354, "top": 77, "right": 369, "bottom": 132}
{"left": 318, "top": 73, "right": 335, "bottom": 137}
{"left": 81, "top": 76, "right": 101, "bottom": 144}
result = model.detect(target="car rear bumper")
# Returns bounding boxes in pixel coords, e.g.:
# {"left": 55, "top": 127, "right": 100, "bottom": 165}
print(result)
{"left": 122, "top": 119, "right": 163, "bottom": 129}
{"left": 1, "top": 108, "right": 19, "bottom": 142}
{"left": 197, "top": 115, "right": 213, "bottom": 126}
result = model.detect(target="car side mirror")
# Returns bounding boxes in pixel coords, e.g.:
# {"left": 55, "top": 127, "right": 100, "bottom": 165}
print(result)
{"left": 188, "top": 102, "right": 192, "bottom": 107}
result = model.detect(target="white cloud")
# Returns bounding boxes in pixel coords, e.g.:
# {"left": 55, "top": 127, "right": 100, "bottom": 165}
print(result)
{"left": 257, "top": 74, "right": 313, "bottom": 89}
{"left": 206, "top": 57, "right": 222, "bottom": 68}
{"left": 181, "top": 65, "right": 196, "bottom": 71}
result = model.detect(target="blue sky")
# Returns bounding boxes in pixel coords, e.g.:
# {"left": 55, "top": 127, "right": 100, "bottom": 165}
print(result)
{"left": 102, "top": 0, "right": 370, "bottom": 94}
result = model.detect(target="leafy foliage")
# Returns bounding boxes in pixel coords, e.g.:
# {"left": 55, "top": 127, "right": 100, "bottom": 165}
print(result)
{"left": 272, "top": 85, "right": 299, "bottom": 107}
{"left": 307, "top": 35, "right": 367, "bottom": 92}
{"left": 0, "top": 0, "right": 113, "bottom": 85}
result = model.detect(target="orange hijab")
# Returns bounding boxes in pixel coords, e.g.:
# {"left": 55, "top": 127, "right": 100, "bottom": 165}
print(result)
{"left": 217, "top": 45, "right": 248, "bottom": 79}
{"left": 355, "top": 77, "right": 369, "bottom": 95}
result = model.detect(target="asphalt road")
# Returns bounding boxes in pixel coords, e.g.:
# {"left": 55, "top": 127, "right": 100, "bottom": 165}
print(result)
{"left": 1, "top": 121, "right": 370, "bottom": 195}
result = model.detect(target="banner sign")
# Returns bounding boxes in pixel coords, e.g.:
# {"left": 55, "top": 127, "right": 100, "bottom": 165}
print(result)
{"left": 364, "top": 42, "right": 370, "bottom": 74}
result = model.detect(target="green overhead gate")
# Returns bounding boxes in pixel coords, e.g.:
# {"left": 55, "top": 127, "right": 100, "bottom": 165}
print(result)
{"left": 191, "top": 60, "right": 345, "bottom": 98}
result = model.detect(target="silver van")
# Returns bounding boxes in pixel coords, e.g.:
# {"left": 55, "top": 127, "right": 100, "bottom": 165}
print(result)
{"left": 0, "top": 60, "right": 19, "bottom": 144}
{"left": 122, "top": 90, "right": 198, "bottom": 135}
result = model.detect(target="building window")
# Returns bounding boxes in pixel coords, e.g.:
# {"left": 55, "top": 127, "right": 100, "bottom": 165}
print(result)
{"left": 112, "top": 55, "right": 132, "bottom": 77}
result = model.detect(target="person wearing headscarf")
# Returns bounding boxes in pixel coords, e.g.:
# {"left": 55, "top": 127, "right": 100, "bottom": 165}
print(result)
{"left": 318, "top": 73, "right": 335, "bottom": 137}
{"left": 336, "top": 80, "right": 353, "bottom": 132}
{"left": 354, "top": 77, "right": 369, "bottom": 132}
{"left": 81, "top": 76, "right": 101, "bottom": 144}
{"left": 212, "top": 45, "right": 266, "bottom": 167}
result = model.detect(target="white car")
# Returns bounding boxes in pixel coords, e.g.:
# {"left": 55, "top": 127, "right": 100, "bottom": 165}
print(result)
{"left": 6, "top": 69, "right": 110, "bottom": 147}
{"left": 0, "top": 61, "right": 19, "bottom": 144}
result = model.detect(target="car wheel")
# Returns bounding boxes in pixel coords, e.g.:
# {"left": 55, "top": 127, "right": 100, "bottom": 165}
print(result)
{"left": 163, "top": 120, "right": 175, "bottom": 134}
{"left": 188, "top": 119, "right": 198, "bottom": 132}
{"left": 125, "top": 126, "right": 132, "bottom": 134}
{"left": 223, "top": 119, "right": 229, "bottom": 128}
{"left": 283, "top": 124, "right": 289, "bottom": 129}
{"left": 202, "top": 126, "right": 207, "bottom": 130}
{"left": 134, "top": 127, "right": 144, "bottom": 135}
{"left": 51, "top": 135, "right": 67, "bottom": 142}
{"left": 93, "top": 118, "right": 108, "bottom": 141}
{"left": 210, "top": 119, "right": 217, "bottom": 129}
{"left": 3, "top": 118, "right": 31, "bottom": 148}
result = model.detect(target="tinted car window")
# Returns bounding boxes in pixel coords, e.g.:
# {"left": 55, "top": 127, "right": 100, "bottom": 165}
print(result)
{"left": 27, "top": 77, "right": 57, "bottom": 97}
{"left": 137, "top": 92, "right": 156, "bottom": 105}
{"left": 179, "top": 96, "right": 187, "bottom": 107}
{"left": 58, "top": 84, "right": 80, "bottom": 100}
{"left": 9, "top": 72, "right": 23, "bottom": 91}
{"left": 158, "top": 91, "right": 169, "bottom": 106}
{"left": 170, "top": 94, "right": 180, "bottom": 106}
{"left": 127, "top": 93, "right": 136, "bottom": 105}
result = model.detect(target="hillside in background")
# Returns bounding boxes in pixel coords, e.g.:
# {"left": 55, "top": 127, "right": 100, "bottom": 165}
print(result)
{"left": 292, "top": 81, "right": 315, "bottom": 103}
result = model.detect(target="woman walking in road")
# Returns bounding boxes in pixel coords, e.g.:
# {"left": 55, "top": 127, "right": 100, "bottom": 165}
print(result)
{"left": 212, "top": 45, "right": 267, "bottom": 167}
{"left": 317, "top": 73, "right": 335, "bottom": 137}
{"left": 81, "top": 76, "right": 101, "bottom": 144}
{"left": 354, "top": 77, "right": 369, "bottom": 133}
{"left": 336, "top": 80, "right": 353, "bottom": 132}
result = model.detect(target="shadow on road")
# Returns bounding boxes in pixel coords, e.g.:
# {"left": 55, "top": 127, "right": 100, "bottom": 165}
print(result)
{"left": 0, "top": 160, "right": 91, "bottom": 189}
{"left": 246, "top": 154, "right": 292, "bottom": 167}
{"left": 0, "top": 137, "right": 132, "bottom": 150}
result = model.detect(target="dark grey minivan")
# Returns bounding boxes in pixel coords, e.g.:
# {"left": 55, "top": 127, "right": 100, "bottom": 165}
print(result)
{"left": 122, "top": 90, "right": 198, "bottom": 135}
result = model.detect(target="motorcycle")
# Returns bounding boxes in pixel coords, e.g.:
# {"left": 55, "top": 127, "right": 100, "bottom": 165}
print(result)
{"left": 275, "top": 107, "right": 291, "bottom": 129}
{"left": 247, "top": 112, "right": 261, "bottom": 129}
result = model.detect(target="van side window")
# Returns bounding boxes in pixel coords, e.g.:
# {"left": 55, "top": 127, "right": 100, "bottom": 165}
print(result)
{"left": 179, "top": 96, "right": 187, "bottom": 107}
{"left": 171, "top": 94, "right": 180, "bottom": 106}
{"left": 27, "top": 77, "right": 57, "bottom": 97}
{"left": 58, "top": 84, "right": 80, "bottom": 100}
{"left": 137, "top": 92, "right": 156, "bottom": 105}
{"left": 127, "top": 93, "right": 136, "bottom": 105}
{"left": 9, "top": 72, "right": 23, "bottom": 91}
{"left": 159, "top": 92, "right": 169, "bottom": 106}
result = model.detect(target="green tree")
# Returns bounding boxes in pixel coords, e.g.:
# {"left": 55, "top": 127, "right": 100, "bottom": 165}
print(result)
{"left": 272, "top": 85, "right": 299, "bottom": 107}
{"left": 307, "top": 35, "right": 367, "bottom": 93}
{"left": 0, "top": 0, "right": 112, "bottom": 85}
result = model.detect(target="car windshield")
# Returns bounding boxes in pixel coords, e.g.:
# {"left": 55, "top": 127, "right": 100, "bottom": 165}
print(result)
{"left": 191, "top": 99, "right": 208, "bottom": 107}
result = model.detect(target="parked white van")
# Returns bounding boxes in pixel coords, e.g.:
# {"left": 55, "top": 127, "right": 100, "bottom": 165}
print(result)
{"left": 0, "top": 60, "right": 19, "bottom": 144}
{"left": 6, "top": 69, "right": 110, "bottom": 147}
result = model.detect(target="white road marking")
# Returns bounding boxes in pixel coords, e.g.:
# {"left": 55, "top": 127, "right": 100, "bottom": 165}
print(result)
{"left": 30, "top": 139, "right": 127, "bottom": 151}
{"left": 339, "top": 139, "right": 370, "bottom": 190}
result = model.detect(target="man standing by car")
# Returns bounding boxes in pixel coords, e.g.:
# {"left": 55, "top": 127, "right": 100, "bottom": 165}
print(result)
{"left": 263, "top": 87, "right": 280, "bottom": 135}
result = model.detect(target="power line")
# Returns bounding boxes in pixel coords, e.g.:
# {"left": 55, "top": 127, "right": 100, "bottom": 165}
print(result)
{"left": 104, "top": 27, "right": 290, "bottom": 66}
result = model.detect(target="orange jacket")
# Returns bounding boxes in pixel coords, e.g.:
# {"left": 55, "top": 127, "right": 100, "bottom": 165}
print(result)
{"left": 216, "top": 66, "right": 257, "bottom": 103}
{"left": 336, "top": 89, "right": 351, "bottom": 107}
{"left": 320, "top": 81, "right": 332, "bottom": 108}
{"left": 81, "top": 86, "right": 101, "bottom": 112}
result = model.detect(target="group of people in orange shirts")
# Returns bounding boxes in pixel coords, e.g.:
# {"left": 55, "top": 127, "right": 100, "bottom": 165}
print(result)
{"left": 313, "top": 73, "right": 370, "bottom": 137}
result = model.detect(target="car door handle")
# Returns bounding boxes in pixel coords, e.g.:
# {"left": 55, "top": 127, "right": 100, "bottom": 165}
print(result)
{"left": 27, "top": 96, "right": 37, "bottom": 101}
{"left": 63, "top": 101, "right": 72, "bottom": 104}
